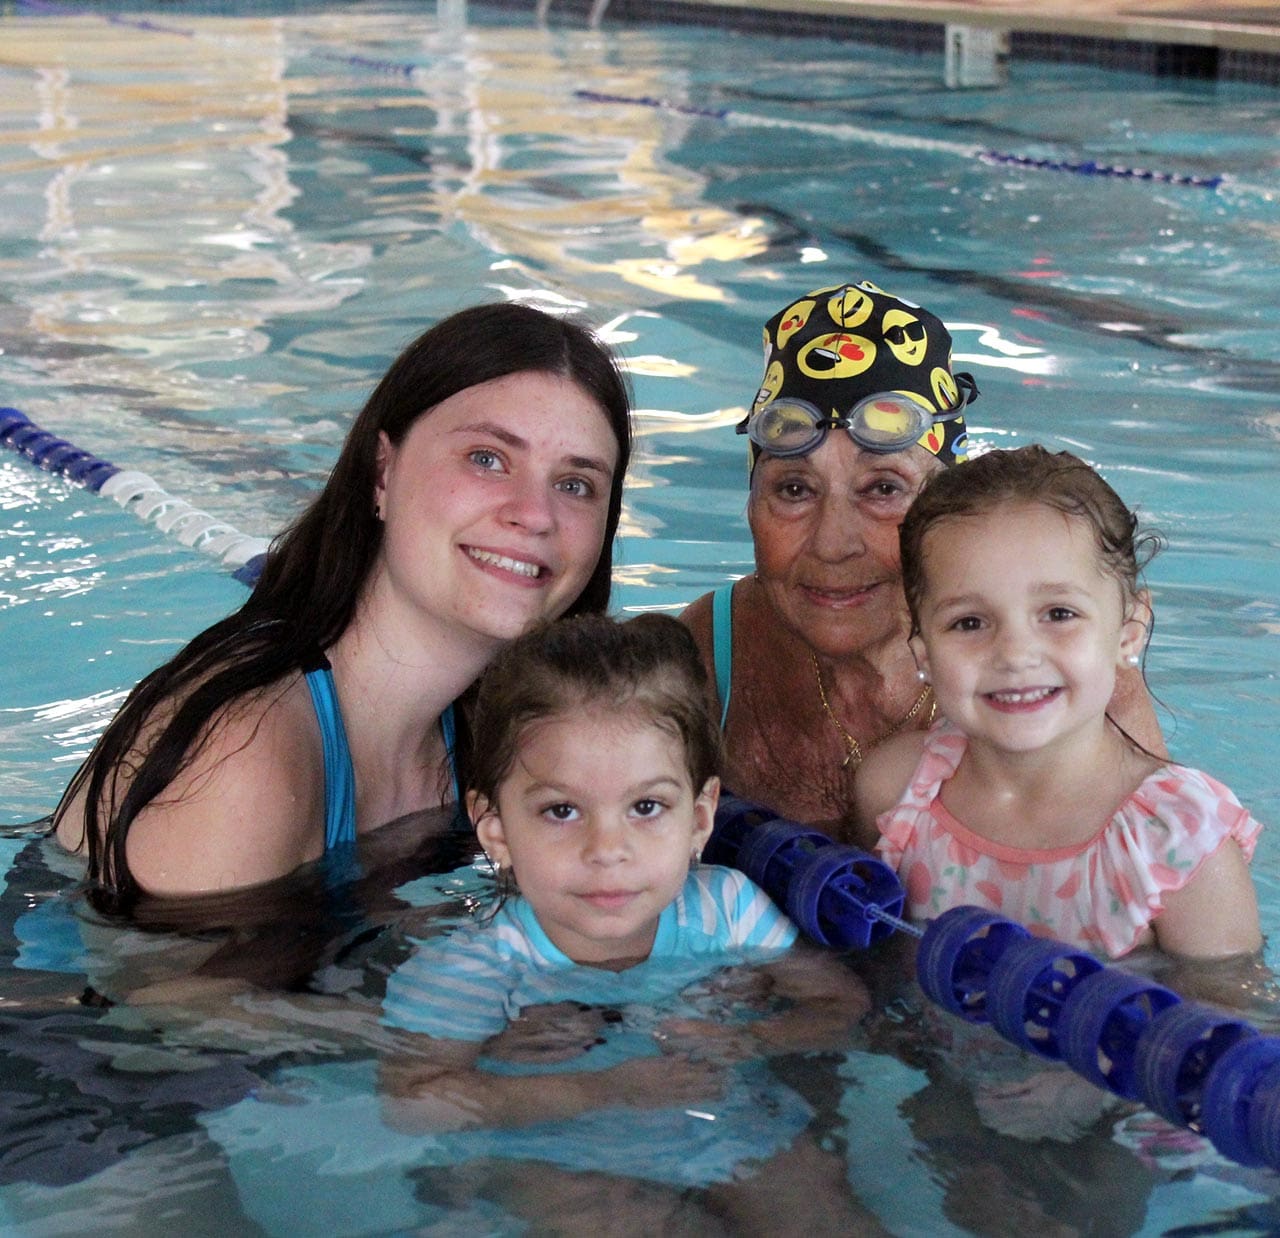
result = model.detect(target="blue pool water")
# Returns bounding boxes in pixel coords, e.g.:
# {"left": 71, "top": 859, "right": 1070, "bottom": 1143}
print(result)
{"left": 3, "top": 2, "right": 1280, "bottom": 1232}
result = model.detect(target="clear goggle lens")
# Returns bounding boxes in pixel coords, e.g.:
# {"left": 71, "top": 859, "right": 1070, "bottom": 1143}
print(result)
{"left": 739, "top": 377, "right": 975, "bottom": 459}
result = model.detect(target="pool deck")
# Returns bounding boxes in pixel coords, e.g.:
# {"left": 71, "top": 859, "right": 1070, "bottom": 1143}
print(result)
{"left": 685, "top": 0, "right": 1280, "bottom": 53}
{"left": 701, "top": 0, "right": 1280, "bottom": 51}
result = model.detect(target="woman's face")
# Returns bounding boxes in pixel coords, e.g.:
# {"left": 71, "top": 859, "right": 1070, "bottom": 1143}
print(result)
{"left": 373, "top": 370, "right": 619, "bottom": 652}
{"left": 748, "top": 435, "right": 942, "bottom": 660}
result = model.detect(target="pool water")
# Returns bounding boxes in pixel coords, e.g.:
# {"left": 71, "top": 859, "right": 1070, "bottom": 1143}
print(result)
{"left": 3, "top": 2, "right": 1280, "bottom": 1233}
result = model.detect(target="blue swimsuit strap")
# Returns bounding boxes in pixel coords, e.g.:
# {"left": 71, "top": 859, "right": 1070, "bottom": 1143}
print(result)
{"left": 304, "top": 657, "right": 463, "bottom": 850}
{"left": 711, "top": 581, "right": 734, "bottom": 733}
{"left": 303, "top": 661, "right": 358, "bottom": 850}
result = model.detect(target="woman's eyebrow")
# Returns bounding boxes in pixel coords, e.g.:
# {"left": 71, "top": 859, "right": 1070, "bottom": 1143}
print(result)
{"left": 455, "top": 421, "right": 613, "bottom": 477}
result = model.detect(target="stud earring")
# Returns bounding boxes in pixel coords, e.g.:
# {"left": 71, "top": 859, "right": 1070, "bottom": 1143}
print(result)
{"left": 1124, "top": 653, "right": 1141, "bottom": 668}
{"left": 689, "top": 849, "right": 702, "bottom": 871}
{"left": 916, "top": 668, "right": 929, "bottom": 682}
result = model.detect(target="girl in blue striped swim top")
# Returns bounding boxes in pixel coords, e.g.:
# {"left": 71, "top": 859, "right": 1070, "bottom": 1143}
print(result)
{"left": 380, "top": 613, "right": 873, "bottom": 1210}
{"left": 385, "top": 612, "right": 805, "bottom": 1025}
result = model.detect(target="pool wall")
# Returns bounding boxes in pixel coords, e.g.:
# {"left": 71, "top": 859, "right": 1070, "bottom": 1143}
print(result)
{"left": 505, "top": 0, "right": 1280, "bottom": 84}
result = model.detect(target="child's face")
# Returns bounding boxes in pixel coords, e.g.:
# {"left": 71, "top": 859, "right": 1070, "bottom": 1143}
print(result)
{"left": 909, "top": 503, "right": 1149, "bottom": 756}
{"left": 470, "top": 706, "right": 719, "bottom": 965}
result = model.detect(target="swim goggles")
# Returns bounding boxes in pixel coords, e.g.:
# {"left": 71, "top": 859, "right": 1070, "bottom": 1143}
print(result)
{"left": 737, "top": 372, "right": 979, "bottom": 459}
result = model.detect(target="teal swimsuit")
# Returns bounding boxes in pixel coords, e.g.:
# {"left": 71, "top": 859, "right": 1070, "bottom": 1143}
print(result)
{"left": 711, "top": 582, "right": 735, "bottom": 732}
{"left": 303, "top": 657, "right": 459, "bottom": 850}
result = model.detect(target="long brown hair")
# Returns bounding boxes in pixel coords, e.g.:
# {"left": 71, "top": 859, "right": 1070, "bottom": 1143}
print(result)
{"left": 56, "top": 303, "right": 633, "bottom": 909}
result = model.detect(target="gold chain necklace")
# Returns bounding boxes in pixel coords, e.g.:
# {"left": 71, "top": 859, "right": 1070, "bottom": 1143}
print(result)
{"left": 810, "top": 652, "right": 936, "bottom": 769}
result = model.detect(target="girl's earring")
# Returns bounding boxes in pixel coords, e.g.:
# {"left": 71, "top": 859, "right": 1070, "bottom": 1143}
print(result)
{"left": 916, "top": 668, "right": 929, "bottom": 683}
{"left": 1124, "top": 653, "right": 1141, "bottom": 668}
{"left": 689, "top": 849, "right": 702, "bottom": 872}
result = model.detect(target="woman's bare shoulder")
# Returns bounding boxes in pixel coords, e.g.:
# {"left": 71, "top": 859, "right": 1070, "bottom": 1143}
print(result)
{"left": 1111, "top": 664, "right": 1167, "bottom": 758}
{"left": 123, "top": 675, "right": 327, "bottom": 896}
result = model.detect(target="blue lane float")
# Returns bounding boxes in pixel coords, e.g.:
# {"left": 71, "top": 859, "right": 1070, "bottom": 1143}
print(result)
{"left": 709, "top": 793, "right": 904, "bottom": 950}
{"left": 710, "top": 793, "right": 1280, "bottom": 1171}
{"left": 1, "top": 406, "right": 269, "bottom": 585}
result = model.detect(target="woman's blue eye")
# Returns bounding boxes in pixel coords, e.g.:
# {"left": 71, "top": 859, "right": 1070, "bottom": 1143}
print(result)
{"left": 470, "top": 449, "right": 502, "bottom": 470}
{"left": 556, "top": 477, "right": 595, "bottom": 498}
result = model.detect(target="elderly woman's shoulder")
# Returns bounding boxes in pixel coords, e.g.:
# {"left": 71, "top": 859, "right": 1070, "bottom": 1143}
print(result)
{"left": 678, "top": 590, "right": 726, "bottom": 722}
{"left": 679, "top": 580, "right": 777, "bottom": 685}
{"left": 678, "top": 589, "right": 715, "bottom": 649}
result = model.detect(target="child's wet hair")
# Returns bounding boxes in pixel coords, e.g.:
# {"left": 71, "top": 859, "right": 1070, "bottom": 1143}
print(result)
{"left": 468, "top": 613, "right": 723, "bottom": 806}
{"left": 900, "top": 444, "right": 1162, "bottom": 634}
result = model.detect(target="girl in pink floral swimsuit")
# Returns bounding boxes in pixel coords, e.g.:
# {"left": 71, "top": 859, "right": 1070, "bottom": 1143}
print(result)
{"left": 854, "top": 445, "right": 1262, "bottom": 960}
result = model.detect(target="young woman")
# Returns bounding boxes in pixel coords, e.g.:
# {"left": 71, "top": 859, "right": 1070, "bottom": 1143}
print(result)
{"left": 53, "top": 302, "right": 633, "bottom": 909}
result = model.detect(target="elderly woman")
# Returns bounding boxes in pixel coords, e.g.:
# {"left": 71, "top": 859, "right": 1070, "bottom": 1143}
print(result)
{"left": 681, "top": 280, "right": 1160, "bottom": 830}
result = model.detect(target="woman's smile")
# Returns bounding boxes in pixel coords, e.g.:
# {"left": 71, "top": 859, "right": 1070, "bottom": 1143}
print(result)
{"left": 799, "top": 578, "right": 885, "bottom": 608}
{"left": 463, "top": 544, "right": 549, "bottom": 583}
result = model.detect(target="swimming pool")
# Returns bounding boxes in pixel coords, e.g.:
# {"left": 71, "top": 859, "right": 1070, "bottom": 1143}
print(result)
{"left": 3, "top": 1, "right": 1280, "bottom": 1232}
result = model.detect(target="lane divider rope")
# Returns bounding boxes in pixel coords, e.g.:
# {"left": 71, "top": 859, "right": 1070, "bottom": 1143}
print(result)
{"left": 1, "top": 407, "right": 268, "bottom": 586}
{"left": 573, "top": 90, "right": 1227, "bottom": 190}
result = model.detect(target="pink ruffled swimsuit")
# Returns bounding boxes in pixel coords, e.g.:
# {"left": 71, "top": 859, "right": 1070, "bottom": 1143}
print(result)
{"left": 874, "top": 724, "right": 1262, "bottom": 958}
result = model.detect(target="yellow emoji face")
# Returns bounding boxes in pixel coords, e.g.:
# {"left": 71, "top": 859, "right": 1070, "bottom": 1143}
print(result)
{"left": 753, "top": 359, "right": 786, "bottom": 411}
{"left": 797, "top": 332, "right": 876, "bottom": 380}
{"left": 930, "top": 365, "right": 959, "bottom": 409}
{"left": 775, "top": 299, "right": 816, "bottom": 349}
{"left": 883, "top": 308, "right": 928, "bottom": 366}
{"left": 826, "top": 286, "right": 875, "bottom": 330}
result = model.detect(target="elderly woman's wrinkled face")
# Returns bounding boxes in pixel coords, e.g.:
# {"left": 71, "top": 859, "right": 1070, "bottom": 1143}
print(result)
{"left": 748, "top": 435, "right": 943, "bottom": 659}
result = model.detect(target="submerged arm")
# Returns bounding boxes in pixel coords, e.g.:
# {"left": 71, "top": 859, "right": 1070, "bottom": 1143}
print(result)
{"left": 379, "top": 1031, "right": 725, "bottom": 1133}
{"left": 747, "top": 942, "right": 871, "bottom": 1051}
{"left": 658, "top": 943, "right": 870, "bottom": 1059}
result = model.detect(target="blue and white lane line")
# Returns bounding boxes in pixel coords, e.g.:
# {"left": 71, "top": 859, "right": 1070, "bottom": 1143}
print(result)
{"left": 1, "top": 406, "right": 269, "bottom": 586}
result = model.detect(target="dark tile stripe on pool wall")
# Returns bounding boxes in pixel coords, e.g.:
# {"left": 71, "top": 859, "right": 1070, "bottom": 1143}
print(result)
{"left": 488, "top": 0, "right": 1280, "bottom": 86}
